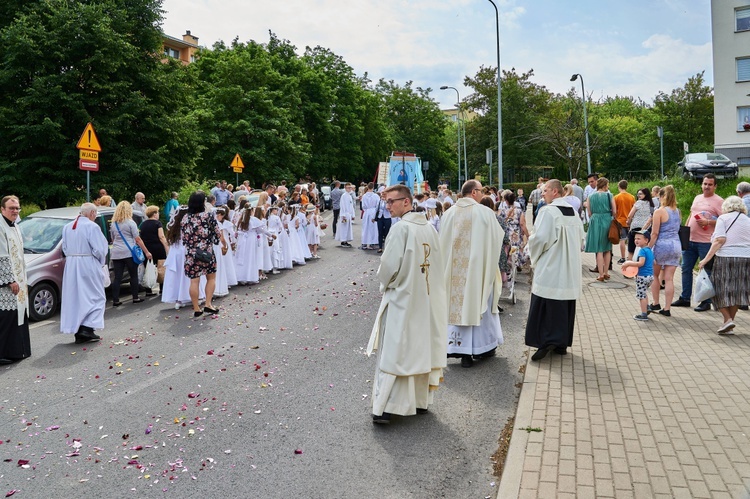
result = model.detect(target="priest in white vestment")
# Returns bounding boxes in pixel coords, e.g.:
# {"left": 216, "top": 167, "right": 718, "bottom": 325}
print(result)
{"left": 367, "top": 185, "right": 447, "bottom": 423}
{"left": 335, "top": 183, "right": 354, "bottom": 247}
{"left": 439, "top": 180, "right": 504, "bottom": 368}
{"left": 60, "top": 203, "right": 109, "bottom": 343}
{"left": 360, "top": 183, "right": 380, "bottom": 249}
{"left": 0, "top": 195, "right": 30, "bottom": 364}
{"left": 525, "top": 180, "right": 584, "bottom": 360}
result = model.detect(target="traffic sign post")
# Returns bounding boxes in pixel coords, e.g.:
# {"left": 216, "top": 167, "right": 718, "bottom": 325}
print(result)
{"left": 76, "top": 123, "right": 102, "bottom": 202}
{"left": 230, "top": 153, "right": 245, "bottom": 186}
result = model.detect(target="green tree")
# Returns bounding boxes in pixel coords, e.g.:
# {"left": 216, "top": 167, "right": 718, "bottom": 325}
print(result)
{"left": 0, "top": 0, "right": 201, "bottom": 207}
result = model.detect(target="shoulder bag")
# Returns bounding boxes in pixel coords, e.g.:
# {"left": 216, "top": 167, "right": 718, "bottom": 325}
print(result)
{"left": 114, "top": 222, "right": 145, "bottom": 264}
{"left": 676, "top": 209, "right": 690, "bottom": 251}
{"left": 607, "top": 193, "right": 622, "bottom": 244}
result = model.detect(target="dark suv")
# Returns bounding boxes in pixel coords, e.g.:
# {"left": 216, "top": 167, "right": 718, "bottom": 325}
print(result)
{"left": 677, "top": 153, "right": 739, "bottom": 181}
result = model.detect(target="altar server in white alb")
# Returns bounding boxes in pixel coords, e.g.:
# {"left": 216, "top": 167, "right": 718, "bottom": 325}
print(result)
{"left": 360, "top": 182, "right": 380, "bottom": 250}
{"left": 60, "top": 203, "right": 109, "bottom": 344}
{"left": 335, "top": 183, "right": 355, "bottom": 247}
{"left": 367, "top": 185, "right": 448, "bottom": 424}
{"left": 439, "top": 180, "right": 504, "bottom": 368}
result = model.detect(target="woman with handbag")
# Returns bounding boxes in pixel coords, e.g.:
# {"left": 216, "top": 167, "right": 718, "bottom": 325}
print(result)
{"left": 698, "top": 196, "right": 750, "bottom": 334}
{"left": 181, "top": 191, "right": 227, "bottom": 318}
{"left": 110, "top": 201, "right": 152, "bottom": 306}
{"left": 647, "top": 186, "right": 682, "bottom": 317}
{"left": 585, "top": 177, "right": 617, "bottom": 281}
{"left": 139, "top": 206, "right": 169, "bottom": 295}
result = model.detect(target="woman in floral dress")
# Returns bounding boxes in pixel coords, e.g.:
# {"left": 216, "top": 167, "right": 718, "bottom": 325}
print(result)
{"left": 181, "top": 191, "right": 227, "bottom": 318}
{"left": 497, "top": 191, "right": 529, "bottom": 279}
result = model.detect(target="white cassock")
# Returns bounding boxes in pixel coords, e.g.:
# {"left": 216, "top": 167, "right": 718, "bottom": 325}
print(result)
{"left": 60, "top": 216, "right": 108, "bottom": 334}
{"left": 367, "top": 212, "right": 448, "bottom": 416}
{"left": 360, "top": 191, "right": 380, "bottom": 245}
{"left": 335, "top": 192, "right": 354, "bottom": 242}
{"left": 439, "top": 198, "right": 505, "bottom": 357}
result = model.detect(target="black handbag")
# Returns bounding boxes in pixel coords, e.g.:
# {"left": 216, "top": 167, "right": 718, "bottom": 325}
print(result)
{"left": 194, "top": 248, "right": 212, "bottom": 263}
{"left": 678, "top": 225, "right": 690, "bottom": 251}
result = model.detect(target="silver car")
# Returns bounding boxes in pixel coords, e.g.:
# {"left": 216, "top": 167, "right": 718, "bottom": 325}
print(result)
{"left": 18, "top": 206, "right": 144, "bottom": 321}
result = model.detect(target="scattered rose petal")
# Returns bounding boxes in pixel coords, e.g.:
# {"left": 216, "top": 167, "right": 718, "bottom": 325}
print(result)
{"left": 6, "top": 490, "right": 17, "bottom": 497}
{"left": 17, "top": 459, "right": 29, "bottom": 467}
{"left": 206, "top": 350, "right": 214, "bottom": 355}
{"left": 294, "top": 449, "right": 303, "bottom": 455}
{"left": 45, "top": 425, "right": 60, "bottom": 431}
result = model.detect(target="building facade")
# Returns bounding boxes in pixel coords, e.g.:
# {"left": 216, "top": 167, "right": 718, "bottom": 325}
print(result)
{"left": 711, "top": 0, "right": 750, "bottom": 168}
{"left": 162, "top": 31, "right": 199, "bottom": 65}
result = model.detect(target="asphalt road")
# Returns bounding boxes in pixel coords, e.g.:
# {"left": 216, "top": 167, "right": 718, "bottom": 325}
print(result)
{"left": 0, "top": 211, "right": 528, "bottom": 499}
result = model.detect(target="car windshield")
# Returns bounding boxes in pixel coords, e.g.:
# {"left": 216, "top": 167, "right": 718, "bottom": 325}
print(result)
{"left": 17, "top": 216, "right": 70, "bottom": 254}
{"left": 688, "top": 153, "right": 730, "bottom": 162}
{"left": 321, "top": 186, "right": 331, "bottom": 195}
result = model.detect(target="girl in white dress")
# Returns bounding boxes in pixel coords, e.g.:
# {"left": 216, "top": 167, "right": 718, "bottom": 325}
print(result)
{"left": 284, "top": 205, "right": 306, "bottom": 266}
{"left": 305, "top": 204, "right": 321, "bottom": 259}
{"left": 252, "top": 206, "right": 274, "bottom": 280}
{"left": 217, "top": 208, "right": 238, "bottom": 287}
{"left": 162, "top": 208, "right": 206, "bottom": 308}
{"left": 234, "top": 208, "right": 260, "bottom": 284}
{"left": 295, "top": 206, "right": 313, "bottom": 260}
{"left": 211, "top": 208, "right": 230, "bottom": 297}
{"left": 266, "top": 206, "right": 284, "bottom": 274}
{"left": 275, "top": 203, "right": 294, "bottom": 269}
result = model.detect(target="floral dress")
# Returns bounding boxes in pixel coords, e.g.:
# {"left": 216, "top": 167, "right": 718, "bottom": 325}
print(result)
{"left": 180, "top": 212, "right": 221, "bottom": 279}
{"left": 498, "top": 204, "right": 528, "bottom": 269}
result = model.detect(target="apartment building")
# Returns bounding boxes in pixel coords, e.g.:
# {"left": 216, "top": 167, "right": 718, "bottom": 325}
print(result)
{"left": 162, "top": 30, "right": 199, "bottom": 65}
{"left": 711, "top": 1, "right": 750, "bottom": 169}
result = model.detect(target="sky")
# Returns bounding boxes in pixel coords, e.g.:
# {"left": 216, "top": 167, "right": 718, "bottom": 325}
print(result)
{"left": 160, "top": 0, "right": 714, "bottom": 110}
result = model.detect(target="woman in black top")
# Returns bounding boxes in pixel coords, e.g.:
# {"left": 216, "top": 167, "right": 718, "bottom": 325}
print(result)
{"left": 139, "top": 206, "right": 169, "bottom": 294}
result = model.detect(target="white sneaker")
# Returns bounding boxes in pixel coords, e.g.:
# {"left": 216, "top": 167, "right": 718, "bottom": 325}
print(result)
{"left": 272, "top": 269, "right": 280, "bottom": 274}
{"left": 717, "top": 321, "right": 736, "bottom": 334}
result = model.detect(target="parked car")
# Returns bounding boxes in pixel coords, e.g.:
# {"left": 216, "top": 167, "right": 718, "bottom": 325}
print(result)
{"left": 677, "top": 153, "right": 738, "bottom": 181}
{"left": 319, "top": 185, "right": 331, "bottom": 211}
{"left": 17, "top": 206, "right": 144, "bottom": 321}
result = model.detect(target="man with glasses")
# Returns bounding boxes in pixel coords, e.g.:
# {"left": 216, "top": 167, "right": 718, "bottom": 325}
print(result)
{"left": 439, "top": 180, "right": 504, "bottom": 368}
{"left": 0, "top": 195, "right": 31, "bottom": 364}
{"left": 367, "top": 185, "right": 447, "bottom": 424}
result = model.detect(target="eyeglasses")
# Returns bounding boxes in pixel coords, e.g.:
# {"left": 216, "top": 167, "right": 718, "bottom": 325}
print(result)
{"left": 4, "top": 207, "right": 20, "bottom": 211}
{"left": 385, "top": 197, "right": 407, "bottom": 205}
{"left": 472, "top": 188, "right": 482, "bottom": 193}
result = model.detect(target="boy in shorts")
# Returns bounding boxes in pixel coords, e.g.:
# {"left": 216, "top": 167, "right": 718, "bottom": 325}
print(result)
{"left": 622, "top": 230, "right": 654, "bottom": 321}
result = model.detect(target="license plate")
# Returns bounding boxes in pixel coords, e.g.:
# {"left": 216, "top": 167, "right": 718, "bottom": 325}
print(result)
{"left": 715, "top": 175, "right": 725, "bottom": 179}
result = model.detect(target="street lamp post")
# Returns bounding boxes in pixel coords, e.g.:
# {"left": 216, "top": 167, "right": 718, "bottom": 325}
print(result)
{"left": 441, "top": 86, "right": 465, "bottom": 188}
{"left": 657, "top": 126, "right": 664, "bottom": 178}
{"left": 570, "top": 73, "right": 592, "bottom": 176}
{"left": 487, "top": 0, "right": 503, "bottom": 189}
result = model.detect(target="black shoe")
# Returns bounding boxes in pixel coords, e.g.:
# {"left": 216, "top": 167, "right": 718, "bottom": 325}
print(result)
{"left": 694, "top": 303, "right": 711, "bottom": 312}
{"left": 671, "top": 298, "right": 691, "bottom": 307}
{"left": 648, "top": 303, "right": 661, "bottom": 312}
{"left": 460, "top": 356, "right": 473, "bottom": 368}
{"left": 132, "top": 298, "right": 144, "bottom": 304}
{"left": 739, "top": 305, "right": 748, "bottom": 311}
{"left": 372, "top": 413, "right": 391, "bottom": 424}
{"left": 204, "top": 306, "right": 219, "bottom": 315}
{"left": 660, "top": 280, "right": 665, "bottom": 290}
{"left": 617, "top": 258, "right": 626, "bottom": 264}
{"left": 0, "top": 358, "right": 14, "bottom": 365}
{"left": 589, "top": 267, "right": 598, "bottom": 273}
{"left": 193, "top": 310, "right": 204, "bottom": 318}
{"left": 145, "top": 292, "right": 156, "bottom": 297}
{"left": 554, "top": 347, "right": 568, "bottom": 355}
{"left": 658, "top": 309, "right": 671, "bottom": 317}
{"left": 531, "top": 345, "right": 555, "bottom": 361}
{"left": 416, "top": 408, "right": 429, "bottom": 415}
{"left": 74, "top": 329, "right": 101, "bottom": 344}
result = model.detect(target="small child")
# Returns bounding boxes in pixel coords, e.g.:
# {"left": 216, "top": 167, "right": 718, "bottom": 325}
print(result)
{"left": 623, "top": 230, "right": 654, "bottom": 321}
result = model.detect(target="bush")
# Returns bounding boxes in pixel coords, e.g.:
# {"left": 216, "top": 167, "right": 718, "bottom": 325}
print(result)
{"left": 177, "top": 181, "right": 214, "bottom": 205}
{"left": 19, "top": 202, "right": 41, "bottom": 219}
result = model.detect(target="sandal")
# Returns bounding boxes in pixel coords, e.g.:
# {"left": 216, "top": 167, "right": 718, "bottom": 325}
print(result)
{"left": 603, "top": 274, "right": 611, "bottom": 280}
{"left": 596, "top": 276, "right": 606, "bottom": 282}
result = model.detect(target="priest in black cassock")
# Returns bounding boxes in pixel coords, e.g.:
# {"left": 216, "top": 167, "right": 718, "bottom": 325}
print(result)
{"left": 525, "top": 180, "right": 585, "bottom": 361}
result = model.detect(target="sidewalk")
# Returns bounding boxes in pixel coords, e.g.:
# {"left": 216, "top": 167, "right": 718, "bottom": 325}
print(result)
{"left": 499, "top": 250, "right": 750, "bottom": 498}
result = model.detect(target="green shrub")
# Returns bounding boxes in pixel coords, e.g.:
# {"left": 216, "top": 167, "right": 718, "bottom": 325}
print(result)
{"left": 19, "top": 202, "right": 41, "bottom": 219}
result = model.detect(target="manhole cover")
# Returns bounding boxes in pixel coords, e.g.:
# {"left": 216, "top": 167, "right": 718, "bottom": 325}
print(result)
{"left": 588, "top": 281, "right": 628, "bottom": 289}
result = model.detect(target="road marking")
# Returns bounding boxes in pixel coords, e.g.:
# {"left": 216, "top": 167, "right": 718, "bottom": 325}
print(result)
{"left": 30, "top": 320, "right": 55, "bottom": 330}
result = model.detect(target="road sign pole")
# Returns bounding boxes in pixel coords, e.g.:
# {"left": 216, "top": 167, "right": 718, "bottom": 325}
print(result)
{"left": 87, "top": 171, "right": 90, "bottom": 202}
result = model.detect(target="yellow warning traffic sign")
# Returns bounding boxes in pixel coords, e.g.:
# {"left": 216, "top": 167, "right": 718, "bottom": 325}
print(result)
{"left": 80, "top": 150, "right": 99, "bottom": 160}
{"left": 76, "top": 123, "right": 102, "bottom": 152}
{"left": 230, "top": 153, "right": 244, "bottom": 170}
{"left": 232, "top": 167, "right": 243, "bottom": 173}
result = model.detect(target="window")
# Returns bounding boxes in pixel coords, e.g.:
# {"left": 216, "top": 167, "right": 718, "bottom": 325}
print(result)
{"left": 738, "top": 106, "right": 750, "bottom": 132}
{"left": 739, "top": 58, "right": 750, "bottom": 82}
{"left": 738, "top": 7, "right": 750, "bottom": 32}
{"left": 163, "top": 47, "right": 180, "bottom": 59}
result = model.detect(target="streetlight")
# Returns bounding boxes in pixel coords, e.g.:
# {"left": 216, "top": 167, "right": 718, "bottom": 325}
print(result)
{"left": 440, "top": 86, "right": 467, "bottom": 187}
{"left": 487, "top": 0, "right": 503, "bottom": 189}
{"left": 570, "top": 73, "right": 592, "bottom": 176}
{"left": 657, "top": 126, "right": 665, "bottom": 179}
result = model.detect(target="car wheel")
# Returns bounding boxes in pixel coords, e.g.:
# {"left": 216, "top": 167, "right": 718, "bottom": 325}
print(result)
{"left": 29, "top": 282, "right": 58, "bottom": 321}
